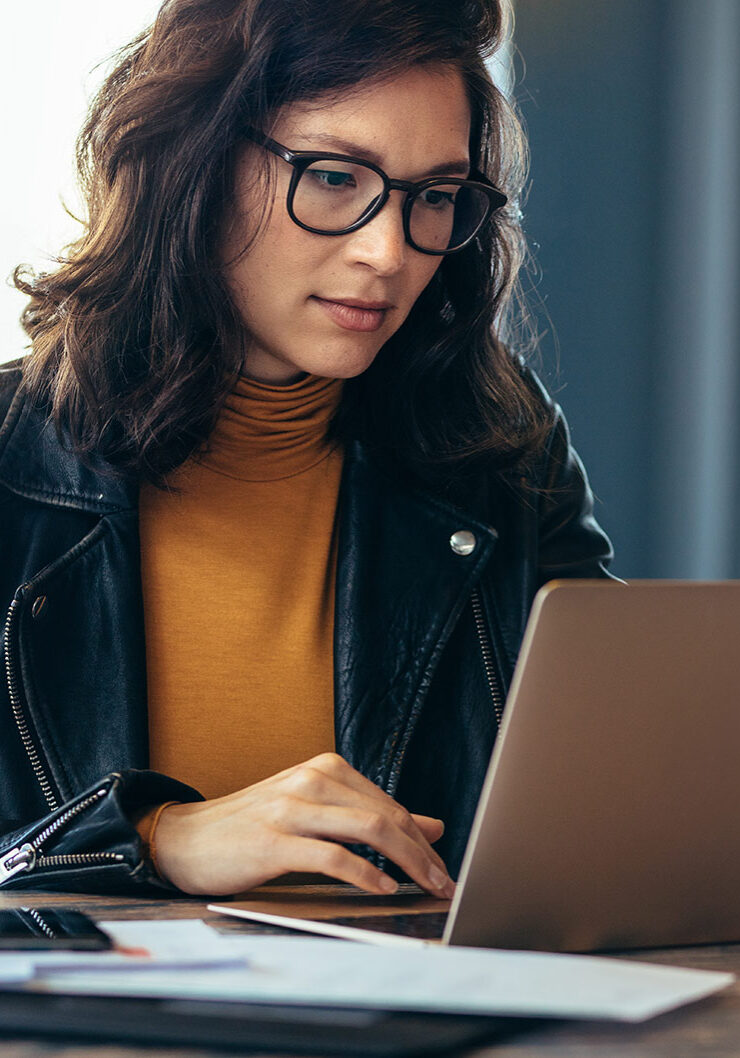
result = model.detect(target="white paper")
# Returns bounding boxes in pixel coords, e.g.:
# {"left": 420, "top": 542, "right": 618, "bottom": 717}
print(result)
{"left": 30, "top": 921, "right": 734, "bottom": 1023}
{"left": 1, "top": 920, "right": 246, "bottom": 977}
{"left": 0, "top": 958, "right": 34, "bottom": 983}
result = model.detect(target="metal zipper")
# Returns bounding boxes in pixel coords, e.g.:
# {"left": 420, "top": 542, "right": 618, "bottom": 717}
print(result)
{"left": 4, "top": 590, "right": 59, "bottom": 811}
{"left": 383, "top": 586, "right": 506, "bottom": 808}
{"left": 25, "top": 907, "right": 56, "bottom": 940}
{"left": 0, "top": 788, "right": 125, "bottom": 883}
{"left": 470, "top": 587, "right": 505, "bottom": 730}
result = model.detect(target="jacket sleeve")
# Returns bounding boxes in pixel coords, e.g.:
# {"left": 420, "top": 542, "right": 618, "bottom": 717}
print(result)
{"left": 0, "top": 769, "right": 203, "bottom": 895}
{"left": 533, "top": 393, "right": 616, "bottom": 586}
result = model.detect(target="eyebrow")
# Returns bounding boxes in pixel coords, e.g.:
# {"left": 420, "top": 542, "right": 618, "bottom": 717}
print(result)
{"left": 298, "top": 133, "right": 471, "bottom": 179}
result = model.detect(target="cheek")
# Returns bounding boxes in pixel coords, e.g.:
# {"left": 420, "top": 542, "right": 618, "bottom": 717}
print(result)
{"left": 223, "top": 220, "right": 294, "bottom": 306}
{"left": 238, "top": 210, "right": 337, "bottom": 301}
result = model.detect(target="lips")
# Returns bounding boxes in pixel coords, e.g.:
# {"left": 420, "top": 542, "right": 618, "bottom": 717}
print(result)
{"left": 311, "top": 296, "right": 393, "bottom": 333}
{"left": 327, "top": 298, "right": 394, "bottom": 310}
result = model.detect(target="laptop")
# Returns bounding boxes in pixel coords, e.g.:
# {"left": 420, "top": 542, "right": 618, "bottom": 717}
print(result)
{"left": 212, "top": 580, "right": 740, "bottom": 952}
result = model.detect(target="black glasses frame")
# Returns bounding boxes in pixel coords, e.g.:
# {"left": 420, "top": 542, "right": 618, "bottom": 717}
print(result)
{"left": 244, "top": 126, "right": 507, "bottom": 256}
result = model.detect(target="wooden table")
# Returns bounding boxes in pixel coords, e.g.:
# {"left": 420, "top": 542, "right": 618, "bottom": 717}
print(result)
{"left": 1, "top": 885, "right": 739, "bottom": 1057}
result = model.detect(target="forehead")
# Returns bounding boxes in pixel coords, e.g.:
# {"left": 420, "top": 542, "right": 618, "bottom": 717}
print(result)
{"left": 272, "top": 65, "right": 472, "bottom": 172}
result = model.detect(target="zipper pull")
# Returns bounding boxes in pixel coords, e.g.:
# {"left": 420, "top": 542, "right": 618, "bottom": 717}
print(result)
{"left": 0, "top": 843, "right": 36, "bottom": 883}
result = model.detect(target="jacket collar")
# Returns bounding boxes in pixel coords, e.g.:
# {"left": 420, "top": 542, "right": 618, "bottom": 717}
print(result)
{"left": 0, "top": 383, "right": 500, "bottom": 528}
{"left": 0, "top": 385, "right": 137, "bottom": 514}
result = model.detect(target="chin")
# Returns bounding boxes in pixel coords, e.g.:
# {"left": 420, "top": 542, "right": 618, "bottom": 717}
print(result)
{"left": 300, "top": 344, "right": 383, "bottom": 381}
{"left": 326, "top": 360, "right": 377, "bottom": 380}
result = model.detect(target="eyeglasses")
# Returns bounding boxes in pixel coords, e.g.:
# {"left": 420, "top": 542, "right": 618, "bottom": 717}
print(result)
{"left": 243, "top": 126, "right": 507, "bottom": 256}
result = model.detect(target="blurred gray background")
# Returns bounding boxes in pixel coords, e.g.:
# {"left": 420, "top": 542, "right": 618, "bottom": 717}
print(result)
{"left": 514, "top": 0, "right": 739, "bottom": 578}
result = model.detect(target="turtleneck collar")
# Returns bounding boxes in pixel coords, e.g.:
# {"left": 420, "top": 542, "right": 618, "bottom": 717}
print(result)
{"left": 195, "top": 372, "right": 343, "bottom": 482}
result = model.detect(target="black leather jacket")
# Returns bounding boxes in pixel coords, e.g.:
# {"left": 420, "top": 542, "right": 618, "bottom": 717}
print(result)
{"left": 0, "top": 359, "right": 613, "bottom": 894}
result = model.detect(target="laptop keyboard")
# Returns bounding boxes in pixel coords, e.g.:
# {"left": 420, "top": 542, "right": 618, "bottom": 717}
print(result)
{"left": 216, "top": 911, "right": 447, "bottom": 941}
{"left": 324, "top": 912, "right": 448, "bottom": 940}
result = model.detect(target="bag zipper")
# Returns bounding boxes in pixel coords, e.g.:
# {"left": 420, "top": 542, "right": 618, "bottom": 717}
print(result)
{"left": 4, "top": 589, "right": 59, "bottom": 811}
{"left": 470, "top": 587, "right": 505, "bottom": 730}
{"left": 0, "top": 787, "right": 125, "bottom": 884}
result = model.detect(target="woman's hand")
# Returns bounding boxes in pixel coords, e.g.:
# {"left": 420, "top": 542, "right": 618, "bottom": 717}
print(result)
{"left": 153, "top": 753, "right": 454, "bottom": 898}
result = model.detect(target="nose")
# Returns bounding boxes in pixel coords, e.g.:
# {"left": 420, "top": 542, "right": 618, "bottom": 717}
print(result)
{"left": 345, "top": 190, "right": 407, "bottom": 275}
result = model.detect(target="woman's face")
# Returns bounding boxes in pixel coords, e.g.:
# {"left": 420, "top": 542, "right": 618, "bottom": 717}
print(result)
{"left": 220, "top": 64, "right": 472, "bottom": 384}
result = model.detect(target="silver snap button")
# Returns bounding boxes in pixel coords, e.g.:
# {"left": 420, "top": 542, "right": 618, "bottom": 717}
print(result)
{"left": 450, "top": 530, "right": 476, "bottom": 556}
{"left": 31, "top": 595, "right": 47, "bottom": 619}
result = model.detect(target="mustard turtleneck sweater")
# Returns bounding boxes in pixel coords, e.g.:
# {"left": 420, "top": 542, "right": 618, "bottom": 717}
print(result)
{"left": 138, "top": 372, "right": 344, "bottom": 802}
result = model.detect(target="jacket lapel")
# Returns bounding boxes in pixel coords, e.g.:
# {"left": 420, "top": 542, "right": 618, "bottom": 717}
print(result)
{"left": 0, "top": 392, "right": 147, "bottom": 801}
{"left": 16, "top": 510, "right": 150, "bottom": 802}
{"left": 334, "top": 442, "right": 498, "bottom": 790}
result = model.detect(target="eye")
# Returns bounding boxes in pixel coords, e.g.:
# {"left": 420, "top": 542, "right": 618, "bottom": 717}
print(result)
{"left": 306, "top": 168, "right": 357, "bottom": 189}
{"left": 418, "top": 187, "right": 457, "bottom": 209}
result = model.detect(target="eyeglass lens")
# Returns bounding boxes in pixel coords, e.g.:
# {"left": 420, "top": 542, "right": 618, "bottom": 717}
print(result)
{"left": 293, "top": 159, "right": 490, "bottom": 252}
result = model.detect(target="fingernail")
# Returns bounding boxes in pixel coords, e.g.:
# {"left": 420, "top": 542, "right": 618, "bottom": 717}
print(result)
{"left": 379, "top": 875, "right": 399, "bottom": 894}
{"left": 428, "top": 866, "right": 450, "bottom": 891}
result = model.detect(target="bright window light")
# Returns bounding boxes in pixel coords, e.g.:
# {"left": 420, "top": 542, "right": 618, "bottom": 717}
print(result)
{"left": 0, "top": 2, "right": 161, "bottom": 364}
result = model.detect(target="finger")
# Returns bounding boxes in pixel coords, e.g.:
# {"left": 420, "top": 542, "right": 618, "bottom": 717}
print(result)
{"left": 302, "top": 755, "right": 448, "bottom": 867}
{"left": 279, "top": 767, "right": 449, "bottom": 877}
{"left": 281, "top": 799, "right": 454, "bottom": 897}
{"left": 282, "top": 835, "right": 400, "bottom": 895}
{"left": 411, "top": 814, "right": 445, "bottom": 842}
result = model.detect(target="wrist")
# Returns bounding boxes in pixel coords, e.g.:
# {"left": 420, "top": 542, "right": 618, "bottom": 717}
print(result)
{"left": 133, "top": 801, "right": 182, "bottom": 882}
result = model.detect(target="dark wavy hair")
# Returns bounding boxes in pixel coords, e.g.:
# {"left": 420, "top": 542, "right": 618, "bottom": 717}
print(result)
{"left": 14, "top": 0, "right": 549, "bottom": 487}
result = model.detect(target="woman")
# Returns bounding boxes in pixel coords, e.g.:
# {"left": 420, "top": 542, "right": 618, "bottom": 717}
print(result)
{"left": 0, "top": 0, "right": 612, "bottom": 898}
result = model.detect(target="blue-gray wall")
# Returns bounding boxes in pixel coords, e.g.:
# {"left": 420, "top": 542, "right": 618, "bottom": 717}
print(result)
{"left": 515, "top": 0, "right": 739, "bottom": 578}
